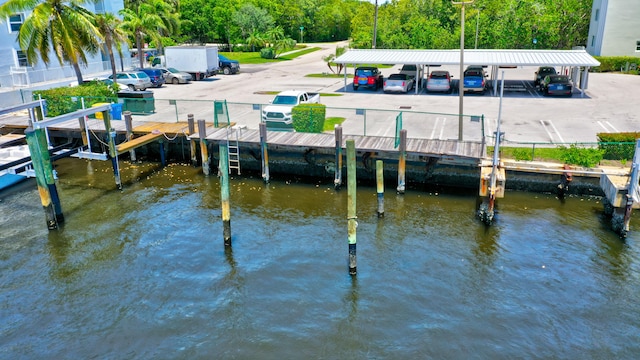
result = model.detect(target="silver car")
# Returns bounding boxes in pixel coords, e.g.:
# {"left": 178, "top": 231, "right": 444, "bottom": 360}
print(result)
{"left": 108, "top": 71, "right": 153, "bottom": 91}
{"left": 426, "top": 70, "right": 453, "bottom": 93}
{"left": 158, "top": 67, "right": 192, "bottom": 84}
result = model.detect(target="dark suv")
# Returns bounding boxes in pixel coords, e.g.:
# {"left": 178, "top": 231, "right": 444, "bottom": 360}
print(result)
{"left": 135, "top": 68, "right": 165, "bottom": 88}
{"left": 534, "top": 66, "right": 557, "bottom": 86}
{"left": 353, "top": 66, "right": 384, "bottom": 91}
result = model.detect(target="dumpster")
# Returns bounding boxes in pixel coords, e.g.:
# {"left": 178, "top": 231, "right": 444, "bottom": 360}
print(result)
{"left": 118, "top": 90, "right": 155, "bottom": 114}
{"left": 92, "top": 102, "right": 122, "bottom": 120}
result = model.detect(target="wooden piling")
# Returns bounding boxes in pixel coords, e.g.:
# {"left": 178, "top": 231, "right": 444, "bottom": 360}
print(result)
{"left": 188, "top": 114, "right": 197, "bottom": 167}
{"left": 347, "top": 139, "right": 357, "bottom": 275}
{"left": 159, "top": 141, "right": 166, "bottom": 167}
{"left": 334, "top": 126, "right": 343, "bottom": 189}
{"left": 376, "top": 160, "right": 384, "bottom": 217}
{"left": 78, "top": 97, "right": 89, "bottom": 147}
{"left": 198, "top": 119, "right": 210, "bottom": 176}
{"left": 124, "top": 111, "right": 136, "bottom": 161}
{"left": 102, "top": 109, "right": 122, "bottom": 190}
{"left": 397, "top": 129, "right": 407, "bottom": 194}
{"left": 219, "top": 143, "right": 232, "bottom": 246}
{"left": 259, "top": 122, "right": 270, "bottom": 183}
{"left": 25, "top": 126, "right": 63, "bottom": 229}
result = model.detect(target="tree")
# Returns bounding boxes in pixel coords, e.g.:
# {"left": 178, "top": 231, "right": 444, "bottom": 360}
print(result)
{"left": 232, "top": 3, "right": 274, "bottom": 41}
{"left": 93, "top": 13, "right": 128, "bottom": 80}
{"left": 120, "top": 1, "right": 168, "bottom": 68}
{"left": 0, "top": 0, "right": 103, "bottom": 85}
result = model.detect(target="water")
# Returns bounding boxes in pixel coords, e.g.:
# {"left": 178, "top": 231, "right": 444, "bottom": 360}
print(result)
{"left": 1, "top": 158, "right": 639, "bottom": 359}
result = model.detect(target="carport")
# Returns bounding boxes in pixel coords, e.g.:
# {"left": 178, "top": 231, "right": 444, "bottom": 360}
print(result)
{"left": 333, "top": 49, "right": 600, "bottom": 97}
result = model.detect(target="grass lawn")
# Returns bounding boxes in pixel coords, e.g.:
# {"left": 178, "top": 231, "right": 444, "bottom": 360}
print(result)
{"left": 323, "top": 117, "right": 345, "bottom": 131}
{"left": 220, "top": 47, "right": 321, "bottom": 64}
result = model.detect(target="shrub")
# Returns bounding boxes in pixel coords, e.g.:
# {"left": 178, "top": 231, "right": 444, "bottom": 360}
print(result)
{"left": 260, "top": 47, "right": 275, "bottom": 59}
{"left": 34, "top": 82, "right": 117, "bottom": 117}
{"left": 558, "top": 144, "right": 604, "bottom": 168}
{"left": 592, "top": 56, "right": 640, "bottom": 73}
{"left": 292, "top": 103, "right": 326, "bottom": 133}
{"left": 597, "top": 132, "right": 640, "bottom": 160}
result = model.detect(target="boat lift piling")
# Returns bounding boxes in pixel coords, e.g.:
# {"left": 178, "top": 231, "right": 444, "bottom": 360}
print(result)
{"left": 219, "top": 143, "right": 232, "bottom": 246}
{"left": 197, "top": 119, "right": 210, "bottom": 175}
{"left": 376, "top": 160, "right": 385, "bottom": 217}
{"left": 124, "top": 111, "right": 136, "bottom": 162}
{"left": 334, "top": 125, "right": 343, "bottom": 189}
{"left": 188, "top": 114, "right": 198, "bottom": 167}
{"left": 347, "top": 139, "right": 357, "bottom": 275}
{"left": 259, "top": 122, "right": 270, "bottom": 183}
{"left": 397, "top": 129, "right": 407, "bottom": 194}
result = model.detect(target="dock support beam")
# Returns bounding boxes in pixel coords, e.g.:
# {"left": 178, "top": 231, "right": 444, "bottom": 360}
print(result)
{"left": 334, "top": 126, "right": 343, "bottom": 189}
{"left": 198, "top": 119, "right": 210, "bottom": 176}
{"left": 124, "top": 111, "right": 136, "bottom": 162}
{"left": 259, "top": 122, "right": 270, "bottom": 183}
{"left": 188, "top": 114, "right": 197, "bottom": 167}
{"left": 219, "top": 144, "right": 232, "bottom": 246}
{"left": 376, "top": 160, "right": 384, "bottom": 217}
{"left": 397, "top": 129, "right": 407, "bottom": 194}
{"left": 347, "top": 139, "right": 357, "bottom": 275}
{"left": 101, "top": 109, "right": 122, "bottom": 190}
{"left": 25, "top": 125, "right": 64, "bottom": 230}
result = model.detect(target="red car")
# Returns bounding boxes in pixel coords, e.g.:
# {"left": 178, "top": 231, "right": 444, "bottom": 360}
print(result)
{"left": 353, "top": 66, "right": 383, "bottom": 91}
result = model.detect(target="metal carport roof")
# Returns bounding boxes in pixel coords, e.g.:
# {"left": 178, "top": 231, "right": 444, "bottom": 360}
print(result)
{"left": 334, "top": 49, "right": 600, "bottom": 67}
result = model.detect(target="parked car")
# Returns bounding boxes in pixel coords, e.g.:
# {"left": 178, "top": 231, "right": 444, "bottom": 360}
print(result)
{"left": 540, "top": 75, "right": 573, "bottom": 97}
{"left": 399, "top": 64, "right": 424, "bottom": 80}
{"left": 463, "top": 66, "right": 488, "bottom": 94}
{"left": 353, "top": 66, "right": 384, "bottom": 91}
{"left": 426, "top": 70, "right": 453, "bottom": 93}
{"left": 135, "top": 68, "right": 165, "bottom": 88}
{"left": 108, "top": 71, "right": 153, "bottom": 91}
{"left": 534, "top": 66, "right": 557, "bottom": 86}
{"left": 218, "top": 54, "right": 240, "bottom": 75}
{"left": 383, "top": 74, "right": 415, "bottom": 93}
{"left": 158, "top": 67, "right": 192, "bottom": 84}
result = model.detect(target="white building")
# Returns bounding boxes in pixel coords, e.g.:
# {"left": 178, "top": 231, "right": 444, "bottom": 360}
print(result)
{"left": 0, "top": 0, "right": 131, "bottom": 91}
{"left": 586, "top": 0, "right": 640, "bottom": 56}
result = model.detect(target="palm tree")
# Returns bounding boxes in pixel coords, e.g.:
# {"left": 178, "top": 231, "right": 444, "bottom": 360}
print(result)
{"left": 119, "top": 1, "right": 168, "bottom": 68}
{"left": 93, "top": 13, "right": 128, "bottom": 80}
{"left": 0, "top": 0, "right": 103, "bottom": 85}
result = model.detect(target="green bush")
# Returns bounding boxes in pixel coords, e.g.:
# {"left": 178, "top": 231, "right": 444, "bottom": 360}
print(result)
{"left": 592, "top": 56, "right": 640, "bottom": 73}
{"left": 597, "top": 132, "right": 640, "bottom": 160}
{"left": 260, "top": 47, "right": 275, "bottom": 59}
{"left": 558, "top": 144, "right": 604, "bottom": 168}
{"left": 292, "top": 103, "right": 326, "bottom": 133}
{"left": 34, "top": 82, "right": 117, "bottom": 117}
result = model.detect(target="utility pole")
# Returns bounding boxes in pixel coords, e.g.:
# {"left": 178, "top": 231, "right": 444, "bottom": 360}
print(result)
{"left": 452, "top": 0, "right": 474, "bottom": 141}
{"left": 372, "top": 0, "right": 378, "bottom": 49}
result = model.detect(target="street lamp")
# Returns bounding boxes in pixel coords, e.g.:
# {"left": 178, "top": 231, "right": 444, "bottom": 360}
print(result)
{"left": 300, "top": 26, "right": 304, "bottom": 43}
{"left": 373, "top": 0, "right": 378, "bottom": 48}
{"left": 474, "top": 7, "right": 481, "bottom": 49}
{"left": 452, "top": 0, "right": 474, "bottom": 141}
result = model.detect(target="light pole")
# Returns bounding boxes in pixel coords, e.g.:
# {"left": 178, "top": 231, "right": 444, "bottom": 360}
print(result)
{"left": 474, "top": 7, "right": 481, "bottom": 49}
{"left": 452, "top": 0, "right": 474, "bottom": 141}
{"left": 372, "top": 0, "right": 378, "bottom": 48}
{"left": 300, "top": 26, "right": 304, "bottom": 43}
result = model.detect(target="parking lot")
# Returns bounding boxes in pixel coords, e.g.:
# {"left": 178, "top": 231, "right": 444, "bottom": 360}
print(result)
{"left": 143, "top": 42, "right": 639, "bottom": 145}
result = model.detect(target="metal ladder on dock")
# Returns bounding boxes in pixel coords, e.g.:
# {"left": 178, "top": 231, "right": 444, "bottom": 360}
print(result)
{"left": 226, "top": 125, "right": 241, "bottom": 175}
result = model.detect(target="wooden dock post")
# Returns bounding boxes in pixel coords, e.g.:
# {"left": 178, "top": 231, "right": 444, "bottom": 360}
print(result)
{"left": 159, "top": 140, "right": 166, "bottom": 167}
{"left": 219, "top": 143, "right": 232, "bottom": 246}
{"left": 101, "top": 109, "right": 122, "bottom": 190}
{"left": 334, "top": 126, "right": 343, "bottom": 189}
{"left": 78, "top": 97, "right": 89, "bottom": 147}
{"left": 376, "top": 160, "right": 384, "bottom": 217}
{"left": 347, "top": 139, "right": 357, "bottom": 275}
{"left": 188, "top": 114, "right": 197, "bottom": 167}
{"left": 123, "top": 111, "right": 136, "bottom": 161}
{"left": 397, "top": 129, "right": 407, "bottom": 194}
{"left": 197, "top": 119, "right": 210, "bottom": 176}
{"left": 25, "top": 126, "right": 64, "bottom": 229}
{"left": 259, "top": 122, "right": 270, "bottom": 183}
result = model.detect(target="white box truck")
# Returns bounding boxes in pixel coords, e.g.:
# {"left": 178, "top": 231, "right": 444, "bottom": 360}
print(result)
{"left": 164, "top": 45, "right": 219, "bottom": 81}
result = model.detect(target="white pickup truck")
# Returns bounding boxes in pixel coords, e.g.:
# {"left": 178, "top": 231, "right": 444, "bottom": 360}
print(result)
{"left": 262, "top": 90, "right": 320, "bottom": 130}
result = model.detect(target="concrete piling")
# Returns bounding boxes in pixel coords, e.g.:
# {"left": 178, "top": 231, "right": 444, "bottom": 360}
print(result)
{"left": 197, "top": 119, "right": 210, "bottom": 176}
{"left": 219, "top": 144, "right": 232, "bottom": 246}
{"left": 259, "top": 122, "right": 270, "bottom": 183}
{"left": 334, "top": 126, "right": 343, "bottom": 189}
{"left": 188, "top": 114, "right": 197, "bottom": 167}
{"left": 397, "top": 129, "right": 407, "bottom": 194}
{"left": 376, "top": 160, "right": 384, "bottom": 217}
{"left": 347, "top": 139, "right": 357, "bottom": 275}
{"left": 124, "top": 111, "right": 136, "bottom": 161}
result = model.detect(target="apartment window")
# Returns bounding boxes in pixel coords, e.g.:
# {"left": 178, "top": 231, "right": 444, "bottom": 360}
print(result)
{"left": 591, "top": 36, "right": 596, "bottom": 47}
{"left": 8, "top": 14, "right": 24, "bottom": 32}
{"left": 594, "top": 9, "right": 599, "bottom": 21}
{"left": 16, "top": 50, "right": 28, "bottom": 67}
{"left": 637, "top": 41, "right": 640, "bottom": 52}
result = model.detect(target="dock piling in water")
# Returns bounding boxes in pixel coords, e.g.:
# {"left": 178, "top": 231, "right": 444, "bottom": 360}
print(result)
{"left": 188, "top": 114, "right": 197, "bottom": 167}
{"left": 347, "top": 139, "right": 357, "bottom": 275}
{"left": 334, "top": 126, "right": 343, "bottom": 189}
{"left": 124, "top": 111, "right": 136, "bottom": 162}
{"left": 376, "top": 160, "right": 384, "bottom": 217}
{"left": 219, "top": 144, "right": 232, "bottom": 246}
{"left": 102, "top": 109, "right": 122, "bottom": 190}
{"left": 259, "top": 123, "right": 270, "bottom": 183}
{"left": 397, "top": 129, "right": 407, "bottom": 194}
{"left": 197, "top": 119, "right": 210, "bottom": 176}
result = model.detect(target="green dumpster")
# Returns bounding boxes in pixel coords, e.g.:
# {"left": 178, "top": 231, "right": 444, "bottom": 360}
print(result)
{"left": 118, "top": 90, "right": 155, "bottom": 114}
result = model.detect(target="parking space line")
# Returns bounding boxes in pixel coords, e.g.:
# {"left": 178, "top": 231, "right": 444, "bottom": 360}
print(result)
{"left": 540, "top": 119, "right": 565, "bottom": 143}
{"left": 439, "top": 118, "right": 446, "bottom": 140}
{"left": 430, "top": 117, "right": 440, "bottom": 139}
{"left": 597, "top": 120, "right": 619, "bottom": 133}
